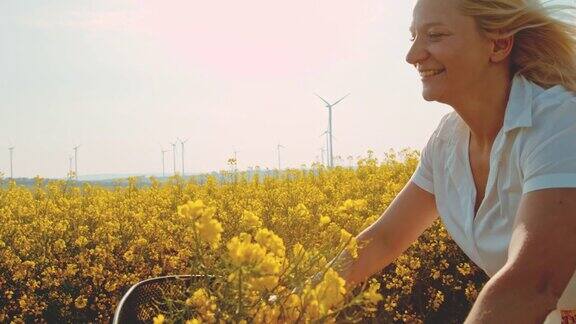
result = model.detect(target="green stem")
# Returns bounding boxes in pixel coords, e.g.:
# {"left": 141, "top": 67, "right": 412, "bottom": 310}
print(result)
{"left": 237, "top": 268, "right": 243, "bottom": 318}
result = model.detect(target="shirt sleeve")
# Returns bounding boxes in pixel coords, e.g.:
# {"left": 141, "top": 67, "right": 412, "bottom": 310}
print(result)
{"left": 522, "top": 99, "right": 576, "bottom": 194}
{"left": 410, "top": 132, "right": 436, "bottom": 194}
{"left": 410, "top": 113, "right": 451, "bottom": 194}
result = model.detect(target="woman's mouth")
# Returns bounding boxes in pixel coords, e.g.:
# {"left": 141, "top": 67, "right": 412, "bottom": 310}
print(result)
{"left": 419, "top": 69, "right": 446, "bottom": 79}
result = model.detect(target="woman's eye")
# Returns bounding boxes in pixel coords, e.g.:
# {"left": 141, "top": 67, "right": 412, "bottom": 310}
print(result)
{"left": 409, "top": 33, "right": 443, "bottom": 42}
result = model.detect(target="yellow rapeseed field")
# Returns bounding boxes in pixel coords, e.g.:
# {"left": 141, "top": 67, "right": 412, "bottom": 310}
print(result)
{"left": 0, "top": 149, "right": 488, "bottom": 323}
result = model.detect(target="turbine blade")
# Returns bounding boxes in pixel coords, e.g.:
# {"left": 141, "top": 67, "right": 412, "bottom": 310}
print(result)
{"left": 314, "top": 93, "right": 331, "bottom": 106}
{"left": 331, "top": 93, "right": 350, "bottom": 107}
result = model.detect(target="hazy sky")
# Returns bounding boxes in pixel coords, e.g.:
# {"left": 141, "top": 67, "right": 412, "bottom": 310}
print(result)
{"left": 1, "top": 0, "right": 568, "bottom": 178}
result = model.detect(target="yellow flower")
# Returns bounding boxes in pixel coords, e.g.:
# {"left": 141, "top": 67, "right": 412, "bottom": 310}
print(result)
{"left": 185, "top": 288, "right": 216, "bottom": 322}
{"left": 195, "top": 214, "right": 223, "bottom": 249}
{"left": 53, "top": 239, "right": 66, "bottom": 253}
{"left": 123, "top": 250, "right": 135, "bottom": 262}
{"left": 18, "top": 295, "right": 28, "bottom": 309}
{"left": 457, "top": 262, "right": 472, "bottom": 276}
{"left": 104, "top": 281, "right": 117, "bottom": 292}
{"left": 255, "top": 228, "right": 285, "bottom": 257}
{"left": 241, "top": 210, "right": 262, "bottom": 229}
{"left": 249, "top": 275, "right": 278, "bottom": 291}
{"left": 409, "top": 258, "right": 421, "bottom": 270}
{"left": 256, "top": 254, "right": 281, "bottom": 274}
{"left": 304, "top": 268, "right": 346, "bottom": 316}
{"left": 339, "top": 229, "right": 358, "bottom": 258}
{"left": 430, "top": 268, "right": 441, "bottom": 280}
{"left": 227, "top": 233, "right": 266, "bottom": 267}
{"left": 178, "top": 200, "right": 206, "bottom": 218}
{"left": 319, "top": 216, "right": 331, "bottom": 225}
{"left": 74, "top": 236, "right": 88, "bottom": 247}
{"left": 65, "top": 264, "right": 78, "bottom": 277}
{"left": 363, "top": 280, "right": 383, "bottom": 305}
{"left": 181, "top": 200, "right": 224, "bottom": 249}
{"left": 152, "top": 265, "right": 163, "bottom": 276}
{"left": 167, "top": 256, "right": 180, "bottom": 269}
{"left": 253, "top": 303, "right": 280, "bottom": 323}
{"left": 465, "top": 282, "right": 479, "bottom": 301}
{"left": 153, "top": 314, "right": 165, "bottom": 324}
{"left": 429, "top": 290, "right": 444, "bottom": 310}
{"left": 74, "top": 296, "right": 87, "bottom": 309}
{"left": 187, "top": 288, "right": 209, "bottom": 308}
{"left": 292, "top": 203, "right": 311, "bottom": 220}
{"left": 283, "top": 294, "right": 301, "bottom": 321}
{"left": 134, "top": 238, "right": 148, "bottom": 246}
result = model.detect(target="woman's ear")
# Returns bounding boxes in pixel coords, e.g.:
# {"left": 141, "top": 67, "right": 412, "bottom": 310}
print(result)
{"left": 489, "top": 35, "right": 514, "bottom": 63}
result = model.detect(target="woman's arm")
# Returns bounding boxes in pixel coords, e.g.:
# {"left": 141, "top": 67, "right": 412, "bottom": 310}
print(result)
{"left": 464, "top": 188, "right": 576, "bottom": 323}
{"left": 330, "top": 180, "right": 440, "bottom": 288}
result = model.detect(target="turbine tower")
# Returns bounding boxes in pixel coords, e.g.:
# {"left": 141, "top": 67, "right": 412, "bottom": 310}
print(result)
{"left": 277, "top": 144, "right": 285, "bottom": 170}
{"left": 315, "top": 93, "right": 350, "bottom": 168}
{"left": 73, "top": 145, "right": 80, "bottom": 180}
{"left": 319, "top": 147, "right": 325, "bottom": 166}
{"left": 178, "top": 138, "right": 188, "bottom": 177}
{"left": 232, "top": 148, "right": 241, "bottom": 172}
{"left": 320, "top": 130, "right": 339, "bottom": 166}
{"left": 161, "top": 148, "right": 169, "bottom": 178}
{"left": 69, "top": 156, "right": 73, "bottom": 176}
{"left": 8, "top": 146, "right": 14, "bottom": 179}
{"left": 171, "top": 142, "right": 177, "bottom": 175}
{"left": 320, "top": 130, "right": 329, "bottom": 166}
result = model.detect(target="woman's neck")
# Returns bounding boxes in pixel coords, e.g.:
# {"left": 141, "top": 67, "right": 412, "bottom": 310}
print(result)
{"left": 451, "top": 69, "right": 512, "bottom": 150}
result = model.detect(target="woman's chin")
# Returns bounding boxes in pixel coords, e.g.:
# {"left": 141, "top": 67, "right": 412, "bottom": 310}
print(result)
{"left": 421, "top": 90, "right": 440, "bottom": 102}
{"left": 421, "top": 87, "right": 448, "bottom": 103}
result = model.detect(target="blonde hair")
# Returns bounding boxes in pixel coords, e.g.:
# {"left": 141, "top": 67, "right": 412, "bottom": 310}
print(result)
{"left": 458, "top": 0, "right": 576, "bottom": 92}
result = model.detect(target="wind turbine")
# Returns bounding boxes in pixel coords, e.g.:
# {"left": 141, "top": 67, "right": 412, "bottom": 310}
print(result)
{"left": 232, "top": 148, "right": 241, "bottom": 172}
{"left": 320, "top": 130, "right": 329, "bottom": 166}
{"left": 177, "top": 138, "right": 188, "bottom": 177}
{"left": 171, "top": 142, "right": 177, "bottom": 175}
{"left": 73, "top": 145, "right": 80, "bottom": 180}
{"left": 161, "top": 147, "right": 169, "bottom": 178}
{"left": 320, "top": 130, "right": 339, "bottom": 166}
{"left": 315, "top": 93, "right": 350, "bottom": 168}
{"left": 319, "top": 147, "right": 325, "bottom": 166}
{"left": 69, "top": 156, "right": 73, "bottom": 177}
{"left": 277, "top": 144, "right": 285, "bottom": 170}
{"left": 8, "top": 146, "right": 14, "bottom": 179}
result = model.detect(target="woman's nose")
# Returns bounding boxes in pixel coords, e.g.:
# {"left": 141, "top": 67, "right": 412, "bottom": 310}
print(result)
{"left": 405, "top": 39, "right": 428, "bottom": 66}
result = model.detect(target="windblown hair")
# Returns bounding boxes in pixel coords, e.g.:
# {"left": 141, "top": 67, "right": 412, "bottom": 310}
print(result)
{"left": 458, "top": 0, "right": 576, "bottom": 92}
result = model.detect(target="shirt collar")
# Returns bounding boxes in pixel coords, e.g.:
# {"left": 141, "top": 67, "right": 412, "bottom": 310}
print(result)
{"left": 438, "top": 72, "right": 535, "bottom": 143}
{"left": 502, "top": 72, "right": 534, "bottom": 133}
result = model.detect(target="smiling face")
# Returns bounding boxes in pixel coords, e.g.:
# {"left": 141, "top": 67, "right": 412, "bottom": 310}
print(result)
{"left": 406, "top": 0, "right": 495, "bottom": 105}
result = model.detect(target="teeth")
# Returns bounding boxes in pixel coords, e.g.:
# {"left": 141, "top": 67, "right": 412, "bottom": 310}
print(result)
{"left": 419, "top": 69, "right": 445, "bottom": 77}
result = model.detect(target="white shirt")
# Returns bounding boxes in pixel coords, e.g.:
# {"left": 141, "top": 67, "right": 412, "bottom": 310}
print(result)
{"left": 410, "top": 73, "right": 576, "bottom": 322}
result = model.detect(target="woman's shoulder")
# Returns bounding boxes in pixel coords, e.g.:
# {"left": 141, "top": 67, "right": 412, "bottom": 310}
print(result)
{"left": 529, "top": 83, "right": 576, "bottom": 132}
{"left": 517, "top": 83, "right": 576, "bottom": 157}
{"left": 532, "top": 81, "right": 576, "bottom": 112}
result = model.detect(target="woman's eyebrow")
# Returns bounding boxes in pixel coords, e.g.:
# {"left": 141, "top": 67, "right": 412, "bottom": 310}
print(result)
{"left": 409, "top": 22, "right": 447, "bottom": 34}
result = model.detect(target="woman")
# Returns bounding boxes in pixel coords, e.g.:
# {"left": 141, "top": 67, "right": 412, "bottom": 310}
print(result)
{"left": 331, "top": 0, "right": 576, "bottom": 323}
